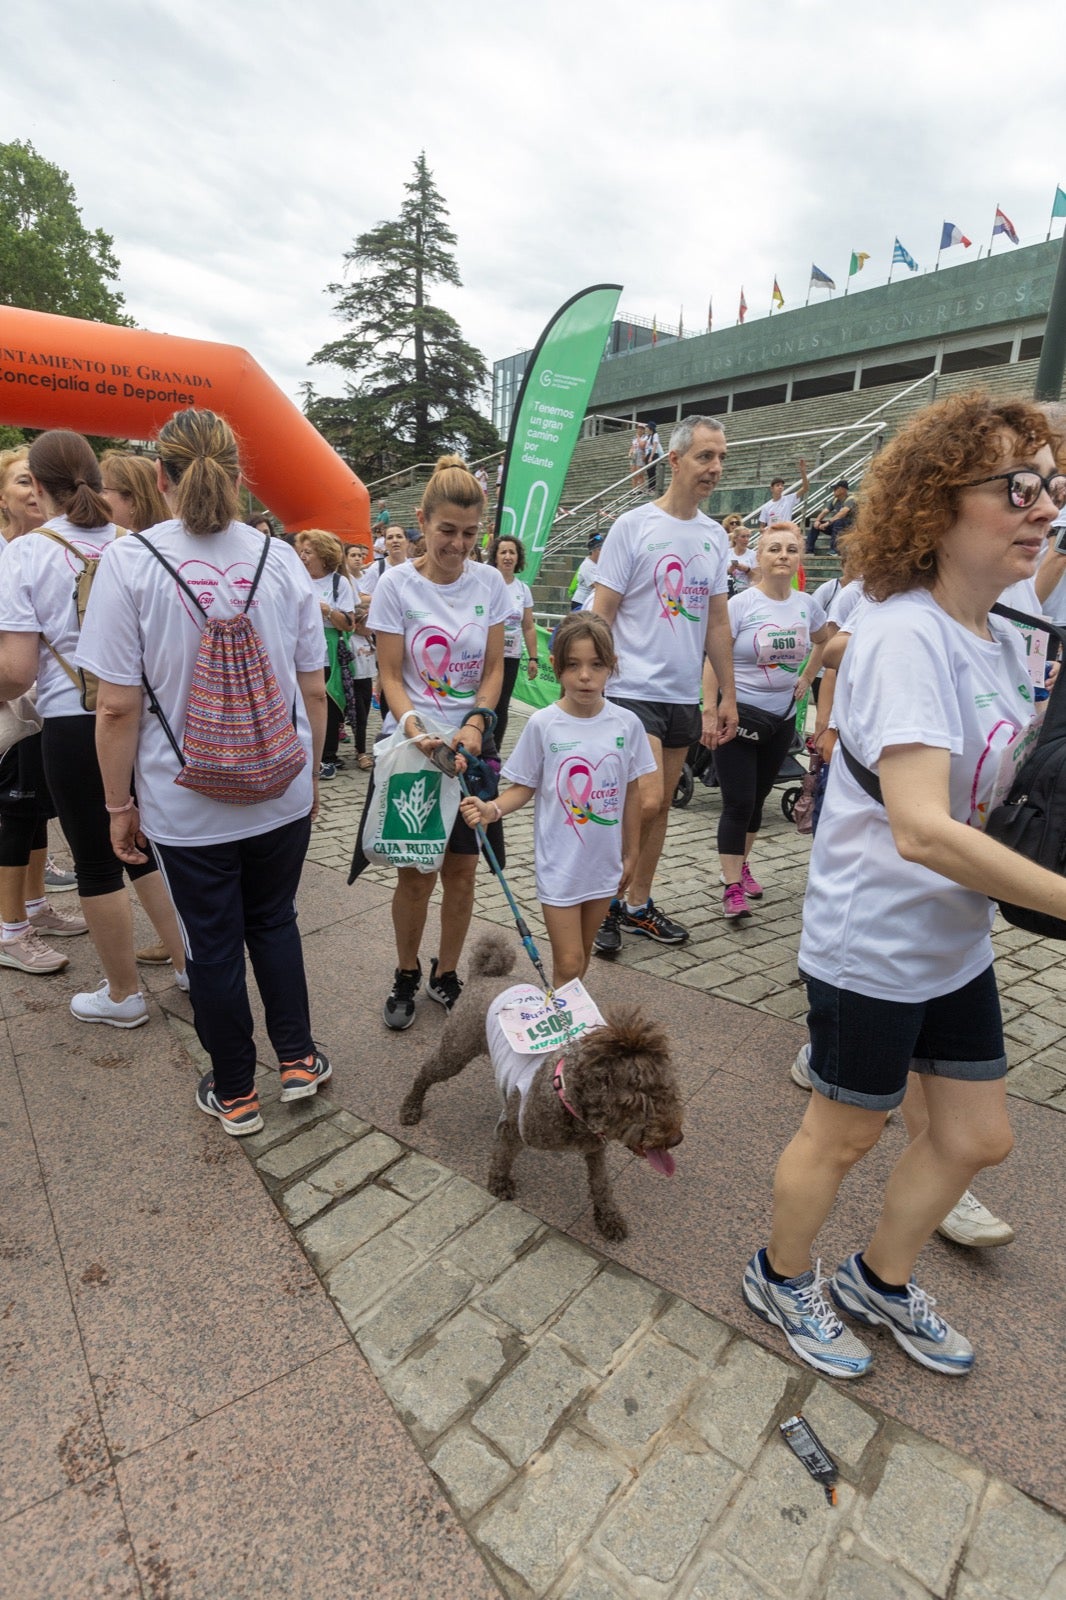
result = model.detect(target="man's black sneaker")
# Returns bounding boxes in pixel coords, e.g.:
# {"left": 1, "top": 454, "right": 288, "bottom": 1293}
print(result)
{"left": 384, "top": 964, "right": 421, "bottom": 1030}
{"left": 622, "top": 899, "right": 689, "bottom": 944}
{"left": 593, "top": 899, "right": 623, "bottom": 955}
{"left": 427, "top": 959, "right": 463, "bottom": 1010}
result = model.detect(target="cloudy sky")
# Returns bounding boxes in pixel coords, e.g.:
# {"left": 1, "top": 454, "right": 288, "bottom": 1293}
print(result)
{"left": 5, "top": 0, "right": 1064, "bottom": 412}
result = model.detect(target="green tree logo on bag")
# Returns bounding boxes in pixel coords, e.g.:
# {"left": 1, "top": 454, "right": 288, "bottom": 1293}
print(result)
{"left": 384, "top": 773, "right": 446, "bottom": 845}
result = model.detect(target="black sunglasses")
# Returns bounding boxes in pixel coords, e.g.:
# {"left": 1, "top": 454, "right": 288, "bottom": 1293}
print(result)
{"left": 967, "top": 469, "right": 1066, "bottom": 510}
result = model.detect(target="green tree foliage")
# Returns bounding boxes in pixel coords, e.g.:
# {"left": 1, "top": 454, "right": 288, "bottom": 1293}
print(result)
{"left": 0, "top": 140, "right": 130, "bottom": 324}
{"left": 310, "top": 153, "right": 498, "bottom": 479}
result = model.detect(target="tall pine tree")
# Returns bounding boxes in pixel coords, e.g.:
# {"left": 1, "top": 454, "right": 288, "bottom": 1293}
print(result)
{"left": 309, "top": 154, "right": 497, "bottom": 480}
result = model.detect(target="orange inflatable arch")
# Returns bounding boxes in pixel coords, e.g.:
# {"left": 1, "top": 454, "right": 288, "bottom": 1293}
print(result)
{"left": 0, "top": 306, "right": 370, "bottom": 549}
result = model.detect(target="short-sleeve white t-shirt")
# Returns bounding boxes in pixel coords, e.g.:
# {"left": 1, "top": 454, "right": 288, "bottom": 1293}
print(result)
{"left": 503, "top": 701, "right": 656, "bottom": 907}
{"left": 758, "top": 491, "right": 802, "bottom": 526}
{"left": 594, "top": 503, "right": 729, "bottom": 702}
{"left": 827, "top": 580, "right": 866, "bottom": 630}
{"left": 571, "top": 556, "right": 599, "bottom": 609}
{"left": 800, "top": 589, "right": 1038, "bottom": 1002}
{"left": 0, "top": 516, "right": 120, "bottom": 717}
{"left": 729, "top": 588, "right": 827, "bottom": 713}
{"left": 728, "top": 546, "right": 758, "bottom": 592}
{"left": 367, "top": 559, "right": 510, "bottom": 733}
{"left": 76, "top": 520, "right": 325, "bottom": 847}
{"left": 309, "top": 570, "right": 358, "bottom": 618}
{"left": 500, "top": 578, "right": 534, "bottom": 658}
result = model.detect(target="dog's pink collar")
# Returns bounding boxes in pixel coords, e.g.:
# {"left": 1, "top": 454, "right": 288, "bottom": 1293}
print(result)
{"left": 552, "top": 1059, "right": 604, "bottom": 1141}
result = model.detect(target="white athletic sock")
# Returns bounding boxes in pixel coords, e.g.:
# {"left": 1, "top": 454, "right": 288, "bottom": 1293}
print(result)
{"left": 25, "top": 897, "right": 46, "bottom": 916}
{"left": 2, "top": 920, "right": 30, "bottom": 940}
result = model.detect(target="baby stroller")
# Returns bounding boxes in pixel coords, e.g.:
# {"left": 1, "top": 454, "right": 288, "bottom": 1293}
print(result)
{"left": 672, "top": 698, "right": 809, "bottom": 820}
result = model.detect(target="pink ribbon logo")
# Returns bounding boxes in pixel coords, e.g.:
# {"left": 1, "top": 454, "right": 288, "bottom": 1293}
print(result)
{"left": 412, "top": 625, "right": 477, "bottom": 704}
{"left": 556, "top": 756, "right": 620, "bottom": 834}
{"left": 563, "top": 762, "right": 593, "bottom": 830}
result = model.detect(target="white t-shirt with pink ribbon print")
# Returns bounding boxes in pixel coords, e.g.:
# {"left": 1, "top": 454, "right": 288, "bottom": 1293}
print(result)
{"left": 0, "top": 515, "right": 119, "bottom": 718}
{"left": 76, "top": 519, "right": 325, "bottom": 848}
{"left": 368, "top": 560, "right": 511, "bottom": 732}
{"left": 503, "top": 702, "right": 656, "bottom": 907}
{"left": 594, "top": 504, "right": 729, "bottom": 703}
{"left": 729, "top": 587, "right": 827, "bottom": 714}
{"left": 800, "top": 589, "right": 1039, "bottom": 1003}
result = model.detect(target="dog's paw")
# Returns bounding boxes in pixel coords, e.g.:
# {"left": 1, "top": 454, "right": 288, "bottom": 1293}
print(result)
{"left": 488, "top": 1174, "right": 516, "bottom": 1201}
{"left": 594, "top": 1208, "right": 628, "bottom": 1242}
{"left": 398, "top": 1094, "right": 424, "bottom": 1125}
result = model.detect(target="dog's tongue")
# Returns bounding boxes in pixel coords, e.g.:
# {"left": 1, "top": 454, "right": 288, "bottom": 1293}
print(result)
{"left": 642, "top": 1147, "right": 676, "bottom": 1177}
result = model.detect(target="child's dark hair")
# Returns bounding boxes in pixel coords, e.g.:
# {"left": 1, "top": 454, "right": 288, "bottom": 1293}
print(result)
{"left": 550, "top": 612, "right": 618, "bottom": 680}
{"left": 487, "top": 533, "right": 526, "bottom": 572}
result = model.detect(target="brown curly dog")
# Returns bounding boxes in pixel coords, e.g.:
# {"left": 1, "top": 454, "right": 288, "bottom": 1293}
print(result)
{"left": 399, "top": 934, "right": 683, "bottom": 1240}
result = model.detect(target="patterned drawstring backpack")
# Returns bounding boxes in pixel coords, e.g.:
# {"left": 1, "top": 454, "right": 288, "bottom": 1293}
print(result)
{"left": 135, "top": 533, "right": 307, "bottom": 804}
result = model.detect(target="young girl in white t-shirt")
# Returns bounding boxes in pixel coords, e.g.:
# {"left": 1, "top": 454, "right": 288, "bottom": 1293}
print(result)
{"left": 460, "top": 613, "right": 656, "bottom": 985}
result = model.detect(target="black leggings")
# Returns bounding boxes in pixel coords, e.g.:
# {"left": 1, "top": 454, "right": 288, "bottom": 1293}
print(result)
{"left": 324, "top": 670, "right": 345, "bottom": 763}
{"left": 496, "top": 657, "right": 521, "bottom": 752}
{"left": 0, "top": 811, "right": 49, "bottom": 868}
{"left": 714, "top": 719, "right": 795, "bottom": 857}
{"left": 41, "top": 716, "right": 157, "bottom": 898}
{"left": 346, "top": 679, "right": 372, "bottom": 754}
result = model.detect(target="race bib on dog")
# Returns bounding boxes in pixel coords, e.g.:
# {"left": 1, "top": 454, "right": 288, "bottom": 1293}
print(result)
{"left": 498, "top": 980, "right": 605, "bottom": 1056}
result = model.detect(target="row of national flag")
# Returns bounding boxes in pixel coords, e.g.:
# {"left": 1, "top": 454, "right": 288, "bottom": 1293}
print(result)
{"left": 717, "top": 188, "right": 1066, "bottom": 325}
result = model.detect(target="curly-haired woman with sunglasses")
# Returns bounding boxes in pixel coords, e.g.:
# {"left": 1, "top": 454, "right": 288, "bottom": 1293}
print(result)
{"left": 743, "top": 391, "right": 1066, "bottom": 1383}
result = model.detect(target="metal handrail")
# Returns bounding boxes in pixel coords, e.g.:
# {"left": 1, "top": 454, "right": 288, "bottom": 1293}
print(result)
{"left": 364, "top": 445, "right": 506, "bottom": 496}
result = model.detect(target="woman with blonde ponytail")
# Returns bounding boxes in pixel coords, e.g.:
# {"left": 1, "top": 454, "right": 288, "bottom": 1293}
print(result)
{"left": 351, "top": 455, "right": 509, "bottom": 1030}
{"left": 0, "top": 430, "right": 186, "bottom": 1020}
{"left": 80, "top": 409, "right": 331, "bottom": 1137}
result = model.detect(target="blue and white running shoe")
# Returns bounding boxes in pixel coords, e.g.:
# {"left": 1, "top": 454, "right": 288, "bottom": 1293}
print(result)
{"left": 830, "top": 1253, "right": 974, "bottom": 1376}
{"left": 743, "top": 1249, "right": 872, "bottom": 1379}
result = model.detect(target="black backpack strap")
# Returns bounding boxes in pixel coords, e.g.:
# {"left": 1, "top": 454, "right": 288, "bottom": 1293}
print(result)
{"left": 838, "top": 740, "right": 884, "bottom": 805}
{"left": 243, "top": 534, "right": 271, "bottom": 614}
{"left": 990, "top": 601, "right": 1066, "bottom": 660}
{"left": 132, "top": 533, "right": 208, "bottom": 617}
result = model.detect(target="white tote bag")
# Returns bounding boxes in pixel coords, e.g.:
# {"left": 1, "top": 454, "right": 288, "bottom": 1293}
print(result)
{"left": 362, "top": 715, "right": 460, "bottom": 874}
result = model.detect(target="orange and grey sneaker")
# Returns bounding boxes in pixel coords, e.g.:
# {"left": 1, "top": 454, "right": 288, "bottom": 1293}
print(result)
{"left": 279, "top": 1049, "right": 332, "bottom": 1103}
{"left": 196, "top": 1072, "right": 264, "bottom": 1136}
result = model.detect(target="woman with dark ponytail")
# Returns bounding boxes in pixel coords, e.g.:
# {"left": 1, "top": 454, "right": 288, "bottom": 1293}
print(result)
{"left": 0, "top": 430, "right": 185, "bottom": 1025}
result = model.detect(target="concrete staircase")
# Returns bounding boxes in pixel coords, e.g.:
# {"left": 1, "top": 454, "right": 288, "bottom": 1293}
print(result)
{"left": 369, "top": 358, "right": 1042, "bottom": 620}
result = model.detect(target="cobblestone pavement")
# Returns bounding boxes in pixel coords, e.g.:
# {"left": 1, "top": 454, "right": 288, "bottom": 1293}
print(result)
{"left": 312, "top": 712, "right": 1066, "bottom": 1115}
{"left": 165, "top": 1012, "right": 1066, "bottom": 1600}
{"left": 230, "top": 714, "right": 1066, "bottom": 1598}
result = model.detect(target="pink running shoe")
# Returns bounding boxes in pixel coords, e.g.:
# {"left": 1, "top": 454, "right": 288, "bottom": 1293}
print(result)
{"left": 722, "top": 883, "right": 751, "bottom": 923}
{"left": 740, "top": 862, "right": 764, "bottom": 900}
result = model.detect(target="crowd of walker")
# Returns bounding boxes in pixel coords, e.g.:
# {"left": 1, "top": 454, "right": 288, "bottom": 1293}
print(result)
{"left": 1, "top": 391, "right": 1065, "bottom": 1394}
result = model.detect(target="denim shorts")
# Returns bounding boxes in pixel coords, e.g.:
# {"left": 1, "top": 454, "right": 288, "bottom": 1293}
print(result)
{"left": 607, "top": 696, "right": 700, "bottom": 749}
{"left": 801, "top": 965, "right": 1007, "bottom": 1111}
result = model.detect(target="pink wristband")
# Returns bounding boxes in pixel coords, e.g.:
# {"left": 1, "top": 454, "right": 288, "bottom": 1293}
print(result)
{"left": 105, "top": 797, "right": 135, "bottom": 815}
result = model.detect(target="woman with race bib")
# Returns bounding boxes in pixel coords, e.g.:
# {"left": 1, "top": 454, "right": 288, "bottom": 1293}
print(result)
{"left": 743, "top": 393, "right": 1066, "bottom": 1382}
{"left": 703, "top": 522, "right": 828, "bottom": 923}
{"left": 352, "top": 457, "right": 509, "bottom": 1030}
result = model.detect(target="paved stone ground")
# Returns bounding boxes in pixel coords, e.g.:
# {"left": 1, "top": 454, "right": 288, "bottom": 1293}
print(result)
{"left": 163, "top": 1011, "right": 1066, "bottom": 1600}
{"left": 314, "top": 708, "right": 1066, "bottom": 1115}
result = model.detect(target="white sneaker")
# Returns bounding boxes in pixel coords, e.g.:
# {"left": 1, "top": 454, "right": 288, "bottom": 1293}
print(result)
{"left": 174, "top": 968, "right": 190, "bottom": 994}
{"left": 790, "top": 1042, "right": 812, "bottom": 1089}
{"left": 936, "top": 1189, "right": 1015, "bottom": 1248}
{"left": 70, "top": 981, "right": 149, "bottom": 1029}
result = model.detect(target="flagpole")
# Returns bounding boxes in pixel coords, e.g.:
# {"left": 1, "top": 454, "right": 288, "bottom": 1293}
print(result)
{"left": 935, "top": 244, "right": 942, "bottom": 273}
{"left": 989, "top": 205, "right": 998, "bottom": 255}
